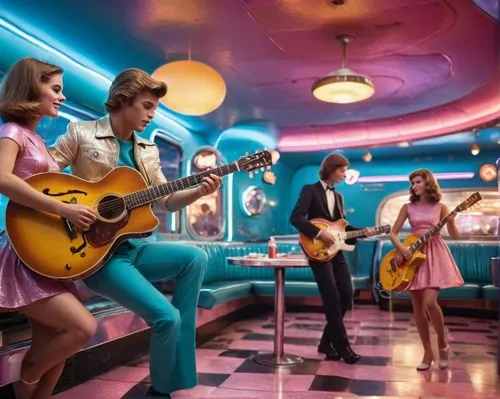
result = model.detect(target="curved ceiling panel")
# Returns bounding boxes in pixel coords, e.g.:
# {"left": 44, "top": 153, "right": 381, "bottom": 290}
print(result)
{"left": 278, "top": 68, "right": 500, "bottom": 151}
{"left": 0, "top": 0, "right": 497, "bottom": 148}
{"left": 242, "top": 0, "right": 455, "bottom": 60}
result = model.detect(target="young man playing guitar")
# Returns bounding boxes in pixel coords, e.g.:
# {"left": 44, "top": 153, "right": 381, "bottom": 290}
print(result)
{"left": 50, "top": 69, "right": 221, "bottom": 398}
{"left": 290, "top": 153, "right": 376, "bottom": 364}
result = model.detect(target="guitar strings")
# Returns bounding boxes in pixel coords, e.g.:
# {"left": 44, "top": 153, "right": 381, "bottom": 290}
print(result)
{"left": 93, "top": 158, "right": 262, "bottom": 214}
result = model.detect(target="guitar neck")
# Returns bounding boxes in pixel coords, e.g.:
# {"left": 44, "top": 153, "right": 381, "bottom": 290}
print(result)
{"left": 409, "top": 210, "right": 455, "bottom": 253}
{"left": 344, "top": 226, "right": 384, "bottom": 240}
{"left": 344, "top": 230, "right": 370, "bottom": 240}
{"left": 124, "top": 162, "right": 240, "bottom": 209}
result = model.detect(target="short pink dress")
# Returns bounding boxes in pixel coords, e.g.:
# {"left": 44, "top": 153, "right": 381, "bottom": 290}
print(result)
{"left": 407, "top": 202, "right": 464, "bottom": 290}
{"left": 0, "top": 122, "right": 77, "bottom": 310}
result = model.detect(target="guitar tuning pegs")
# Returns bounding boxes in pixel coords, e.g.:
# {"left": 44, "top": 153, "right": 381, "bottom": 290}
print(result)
{"left": 260, "top": 167, "right": 265, "bottom": 172}
{"left": 249, "top": 171, "right": 254, "bottom": 178}
{"left": 266, "top": 166, "right": 271, "bottom": 170}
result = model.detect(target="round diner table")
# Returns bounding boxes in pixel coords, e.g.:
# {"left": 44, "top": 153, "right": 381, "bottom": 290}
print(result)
{"left": 227, "top": 254, "right": 309, "bottom": 367}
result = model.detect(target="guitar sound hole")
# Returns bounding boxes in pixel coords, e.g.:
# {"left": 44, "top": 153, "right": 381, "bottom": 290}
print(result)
{"left": 97, "top": 195, "right": 126, "bottom": 220}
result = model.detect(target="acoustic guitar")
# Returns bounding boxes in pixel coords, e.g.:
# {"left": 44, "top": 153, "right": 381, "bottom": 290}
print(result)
{"left": 6, "top": 151, "right": 272, "bottom": 280}
{"left": 299, "top": 218, "right": 390, "bottom": 262}
{"left": 378, "top": 192, "right": 481, "bottom": 292}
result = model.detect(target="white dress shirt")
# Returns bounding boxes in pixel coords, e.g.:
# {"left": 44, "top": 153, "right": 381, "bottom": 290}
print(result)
{"left": 320, "top": 180, "right": 335, "bottom": 217}
{"left": 316, "top": 180, "right": 336, "bottom": 239}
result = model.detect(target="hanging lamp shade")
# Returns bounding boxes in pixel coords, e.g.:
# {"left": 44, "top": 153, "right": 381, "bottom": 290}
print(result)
{"left": 312, "top": 67, "right": 374, "bottom": 104}
{"left": 152, "top": 60, "right": 226, "bottom": 116}
{"left": 312, "top": 35, "right": 374, "bottom": 104}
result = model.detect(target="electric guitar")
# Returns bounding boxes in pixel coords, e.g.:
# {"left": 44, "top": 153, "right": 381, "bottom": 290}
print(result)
{"left": 299, "top": 218, "right": 390, "bottom": 262}
{"left": 378, "top": 192, "right": 481, "bottom": 292}
{"left": 6, "top": 151, "right": 272, "bottom": 280}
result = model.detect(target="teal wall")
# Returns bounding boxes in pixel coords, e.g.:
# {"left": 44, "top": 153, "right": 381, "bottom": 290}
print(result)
{"left": 214, "top": 122, "right": 282, "bottom": 241}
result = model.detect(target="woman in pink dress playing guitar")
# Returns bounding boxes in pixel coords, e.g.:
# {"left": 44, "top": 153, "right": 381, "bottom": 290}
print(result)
{"left": 390, "top": 169, "right": 464, "bottom": 371}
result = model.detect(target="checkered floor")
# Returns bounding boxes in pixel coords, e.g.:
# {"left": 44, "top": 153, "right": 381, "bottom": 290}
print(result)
{"left": 55, "top": 305, "right": 500, "bottom": 398}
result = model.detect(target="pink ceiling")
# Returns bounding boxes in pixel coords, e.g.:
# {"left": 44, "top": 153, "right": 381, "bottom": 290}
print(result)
{"left": 93, "top": 1, "right": 500, "bottom": 149}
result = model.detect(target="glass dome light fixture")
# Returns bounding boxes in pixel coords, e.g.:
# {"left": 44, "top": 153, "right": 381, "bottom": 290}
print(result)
{"left": 312, "top": 34, "right": 374, "bottom": 104}
{"left": 152, "top": 40, "right": 226, "bottom": 116}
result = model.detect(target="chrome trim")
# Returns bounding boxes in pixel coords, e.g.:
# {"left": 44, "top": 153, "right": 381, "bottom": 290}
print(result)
{"left": 227, "top": 255, "right": 309, "bottom": 268}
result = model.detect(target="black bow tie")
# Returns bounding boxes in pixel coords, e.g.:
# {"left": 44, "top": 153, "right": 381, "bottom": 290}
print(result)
{"left": 326, "top": 186, "right": 335, "bottom": 191}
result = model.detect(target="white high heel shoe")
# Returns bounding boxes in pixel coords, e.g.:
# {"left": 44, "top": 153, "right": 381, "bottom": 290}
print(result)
{"left": 438, "top": 345, "right": 450, "bottom": 369}
{"left": 416, "top": 352, "right": 434, "bottom": 371}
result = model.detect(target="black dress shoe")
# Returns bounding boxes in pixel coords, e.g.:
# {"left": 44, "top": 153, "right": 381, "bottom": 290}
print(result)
{"left": 317, "top": 340, "right": 333, "bottom": 354}
{"left": 146, "top": 386, "right": 172, "bottom": 398}
{"left": 325, "top": 347, "right": 341, "bottom": 361}
{"left": 338, "top": 346, "right": 361, "bottom": 364}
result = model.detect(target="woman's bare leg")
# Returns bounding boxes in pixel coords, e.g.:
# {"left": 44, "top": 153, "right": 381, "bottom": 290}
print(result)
{"left": 23, "top": 319, "right": 66, "bottom": 399}
{"left": 423, "top": 289, "right": 447, "bottom": 348}
{"left": 423, "top": 288, "right": 449, "bottom": 366}
{"left": 410, "top": 290, "right": 433, "bottom": 366}
{"left": 19, "top": 293, "right": 96, "bottom": 386}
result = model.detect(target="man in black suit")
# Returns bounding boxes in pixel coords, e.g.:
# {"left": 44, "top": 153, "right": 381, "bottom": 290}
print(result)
{"left": 290, "top": 153, "right": 373, "bottom": 364}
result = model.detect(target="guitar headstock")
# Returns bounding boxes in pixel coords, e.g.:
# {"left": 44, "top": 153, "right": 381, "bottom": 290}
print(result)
{"left": 238, "top": 151, "right": 272, "bottom": 172}
{"left": 455, "top": 192, "right": 482, "bottom": 213}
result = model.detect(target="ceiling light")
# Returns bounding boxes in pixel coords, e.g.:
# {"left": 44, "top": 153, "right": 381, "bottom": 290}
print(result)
{"left": 152, "top": 41, "right": 226, "bottom": 116}
{"left": 312, "top": 34, "right": 374, "bottom": 104}
{"left": 362, "top": 150, "right": 372, "bottom": 162}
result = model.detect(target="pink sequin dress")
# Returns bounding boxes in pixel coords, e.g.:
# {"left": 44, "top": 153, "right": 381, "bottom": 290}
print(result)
{"left": 407, "top": 202, "right": 464, "bottom": 290}
{"left": 0, "top": 122, "right": 76, "bottom": 310}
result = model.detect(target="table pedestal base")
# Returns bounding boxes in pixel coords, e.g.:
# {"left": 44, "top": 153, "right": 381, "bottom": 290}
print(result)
{"left": 254, "top": 353, "right": 304, "bottom": 367}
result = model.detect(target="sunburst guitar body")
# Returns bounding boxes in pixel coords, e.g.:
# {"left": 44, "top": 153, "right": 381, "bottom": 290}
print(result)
{"left": 6, "top": 151, "right": 272, "bottom": 280}
{"left": 299, "top": 218, "right": 390, "bottom": 262}
{"left": 6, "top": 168, "right": 155, "bottom": 280}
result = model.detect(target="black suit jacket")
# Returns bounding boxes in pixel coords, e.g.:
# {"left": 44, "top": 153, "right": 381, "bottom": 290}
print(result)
{"left": 290, "top": 182, "right": 349, "bottom": 239}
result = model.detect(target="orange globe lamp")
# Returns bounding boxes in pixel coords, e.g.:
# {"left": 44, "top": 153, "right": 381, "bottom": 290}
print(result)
{"left": 153, "top": 60, "right": 226, "bottom": 116}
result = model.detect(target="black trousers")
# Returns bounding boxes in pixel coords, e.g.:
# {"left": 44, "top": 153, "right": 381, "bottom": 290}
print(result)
{"left": 310, "top": 252, "right": 353, "bottom": 350}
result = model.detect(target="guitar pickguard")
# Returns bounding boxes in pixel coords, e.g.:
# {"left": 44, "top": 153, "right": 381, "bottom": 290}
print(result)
{"left": 86, "top": 213, "right": 130, "bottom": 247}
{"left": 325, "top": 229, "right": 355, "bottom": 252}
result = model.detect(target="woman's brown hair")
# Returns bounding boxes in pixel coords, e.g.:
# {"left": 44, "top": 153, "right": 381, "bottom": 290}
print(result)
{"left": 0, "top": 57, "right": 63, "bottom": 124}
{"left": 105, "top": 68, "right": 167, "bottom": 112}
{"left": 409, "top": 168, "right": 442, "bottom": 203}
{"left": 319, "top": 153, "right": 349, "bottom": 180}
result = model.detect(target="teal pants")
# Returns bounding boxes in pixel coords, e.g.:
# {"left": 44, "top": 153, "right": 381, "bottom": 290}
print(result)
{"left": 84, "top": 240, "right": 207, "bottom": 394}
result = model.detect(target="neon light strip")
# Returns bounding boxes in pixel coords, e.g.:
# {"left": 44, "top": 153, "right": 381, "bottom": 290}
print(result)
{"left": 62, "top": 103, "right": 101, "bottom": 120}
{"left": 359, "top": 172, "right": 475, "bottom": 183}
{"left": 227, "top": 174, "right": 234, "bottom": 241}
{"left": 0, "top": 18, "right": 111, "bottom": 85}
{"left": 170, "top": 213, "right": 176, "bottom": 233}
{"left": 56, "top": 110, "right": 81, "bottom": 123}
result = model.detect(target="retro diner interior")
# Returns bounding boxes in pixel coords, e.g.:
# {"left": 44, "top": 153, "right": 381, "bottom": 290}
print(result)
{"left": 0, "top": 1, "right": 499, "bottom": 398}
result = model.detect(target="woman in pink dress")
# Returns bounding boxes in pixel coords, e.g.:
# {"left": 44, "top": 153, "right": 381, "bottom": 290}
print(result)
{"left": 0, "top": 58, "right": 97, "bottom": 398}
{"left": 390, "top": 168, "right": 464, "bottom": 371}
